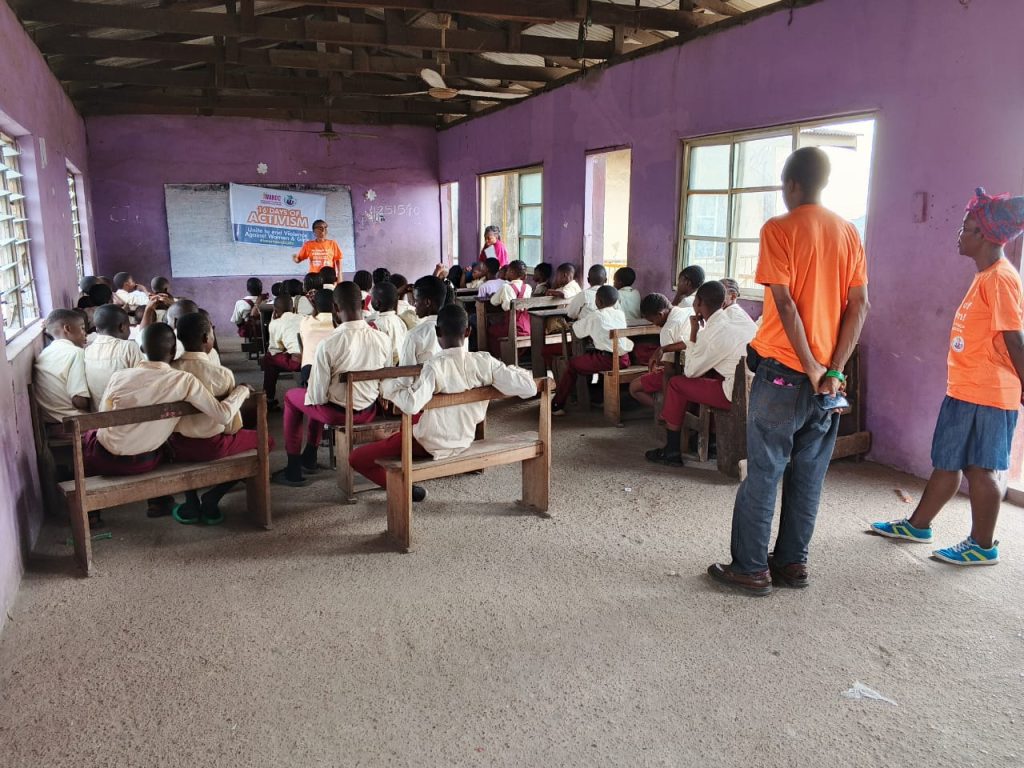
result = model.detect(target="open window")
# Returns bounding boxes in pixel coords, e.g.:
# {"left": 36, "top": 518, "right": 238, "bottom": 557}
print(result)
{"left": 67, "top": 167, "right": 88, "bottom": 282}
{"left": 584, "top": 148, "right": 632, "bottom": 275}
{"left": 479, "top": 166, "right": 543, "bottom": 266}
{"left": 679, "top": 115, "right": 876, "bottom": 297}
{"left": 440, "top": 181, "right": 459, "bottom": 267}
{"left": 0, "top": 131, "right": 39, "bottom": 340}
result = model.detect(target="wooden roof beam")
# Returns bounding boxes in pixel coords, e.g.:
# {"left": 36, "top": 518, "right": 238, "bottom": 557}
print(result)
{"left": 12, "top": 0, "right": 620, "bottom": 59}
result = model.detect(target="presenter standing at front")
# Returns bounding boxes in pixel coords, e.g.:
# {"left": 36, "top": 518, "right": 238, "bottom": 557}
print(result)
{"left": 293, "top": 219, "right": 343, "bottom": 275}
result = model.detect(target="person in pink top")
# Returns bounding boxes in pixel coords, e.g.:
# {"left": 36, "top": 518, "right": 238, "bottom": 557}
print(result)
{"left": 478, "top": 225, "right": 509, "bottom": 267}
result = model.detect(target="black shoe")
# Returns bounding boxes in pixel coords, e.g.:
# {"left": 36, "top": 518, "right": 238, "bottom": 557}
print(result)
{"left": 412, "top": 485, "right": 427, "bottom": 503}
{"left": 768, "top": 554, "right": 809, "bottom": 588}
{"left": 300, "top": 461, "right": 321, "bottom": 474}
{"left": 707, "top": 563, "right": 773, "bottom": 597}
{"left": 645, "top": 447, "right": 684, "bottom": 467}
{"left": 271, "top": 469, "right": 308, "bottom": 487}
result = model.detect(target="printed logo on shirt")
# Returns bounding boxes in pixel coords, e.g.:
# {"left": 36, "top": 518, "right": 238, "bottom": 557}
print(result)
{"left": 951, "top": 335, "right": 965, "bottom": 353}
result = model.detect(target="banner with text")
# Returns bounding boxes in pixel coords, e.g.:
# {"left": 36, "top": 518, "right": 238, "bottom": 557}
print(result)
{"left": 229, "top": 183, "right": 327, "bottom": 248}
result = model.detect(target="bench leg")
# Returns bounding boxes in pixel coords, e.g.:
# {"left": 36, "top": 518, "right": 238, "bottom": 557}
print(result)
{"left": 520, "top": 455, "right": 550, "bottom": 516}
{"left": 68, "top": 494, "right": 92, "bottom": 576}
{"left": 244, "top": 474, "right": 272, "bottom": 529}
{"left": 334, "top": 431, "right": 357, "bottom": 504}
{"left": 385, "top": 467, "right": 412, "bottom": 552}
{"left": 603, "top": 374, "right": 622, "bottom": 426}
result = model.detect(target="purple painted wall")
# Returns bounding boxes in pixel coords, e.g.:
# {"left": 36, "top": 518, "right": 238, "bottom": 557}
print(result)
{"left": 86, "top": 115, "right": 441, "bottom": 324}
{"left": 0, "top": 1, "right": 95, "bottom": 627}
{"left": 438, "top": 0, "right": 1024, "bottom": 479}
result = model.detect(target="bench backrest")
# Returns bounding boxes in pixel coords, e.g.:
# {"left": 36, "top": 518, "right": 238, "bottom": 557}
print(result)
{"left": 609, "top": 324, "right": 659, "bottom": 372}
{"left": 505, "top": 296, "right": 570, "bottom": 339}
{"left": 340, "top": 365, "right": 423, "bottom": 432}
{"left": 397, "top": 377, "right": 552, "bottom": 469}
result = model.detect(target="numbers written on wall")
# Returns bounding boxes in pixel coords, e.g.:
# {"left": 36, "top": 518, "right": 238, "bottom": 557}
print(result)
{"left": 363, "top": 203, "right": 421, "bottom": 223}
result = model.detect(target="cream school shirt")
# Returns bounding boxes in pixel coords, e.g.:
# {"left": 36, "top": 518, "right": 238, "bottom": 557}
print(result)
{"left": 84, "top": 334, "right": 144, "bottom": 405}
{"left": 618, "top": 286, "right": 641, "bottom": 321}
{"left": 306, "top": 320, "right": 391, "bottom": 410}
{"left": 372, "top": 311, "right": 408, "bottom": 366}
{"left": 268, "top": 311, "right": 303, "bottom": 356}
{"left": 97, "top": 361, "right": 249, "bottom": 455}
{"left": 172, "top": 351, "right": 243, "bottom": 438}
{"left": 476, "top": 278, "right": 506, "bottom": 300}
{"left": 558, "top": 280, "right": 582, "bottom": 300}
{"left": 683, "top": 306, "right": 757, "bottom": 400}
{"left": 115, "top": 288, "right": 151, "bottom": 310}
{"left": 299, "top": 314, "right": 336, "bottom": 368}
{"left": 490, "top": 279, "right": 533, "bottom": 311}
{"left": 34, "top": 339, "right": 90, "bottom": 422}
{"left": 399, "top": 314, "right": 441, "bottom": 366}
{"left": 381, "top": 346, "right": 537, "bottom": 459}
{"left": 230, "top": 295, "right": 261, "bottom": 325}
{"left": 571, "top": 306, "right": 633, "bottom": 354}
{"left": 660, "top": 305, "right": 694, "bottom": 362}
{"left": 567, "top": 285, "right": 603, "bottom": 321}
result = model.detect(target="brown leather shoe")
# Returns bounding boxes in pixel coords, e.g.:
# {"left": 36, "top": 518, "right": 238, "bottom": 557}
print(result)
{"left": 768, "top": 555, "right": 809, "bottom": 589}
{"left": 707, "top": 563, "right": 772, "bottom": 596}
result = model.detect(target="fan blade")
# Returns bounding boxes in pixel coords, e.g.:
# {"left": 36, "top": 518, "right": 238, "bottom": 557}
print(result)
{"left": 373, "top": 91, "right": 431, "bottom": 97}
{"left": 420, "top": 68, "right": 447, "bottom": 90}
{"left": 457, "top": 90, "right": 530, "bottom": 100}
{"left": 269, "top": 129, "right": 319, "bottom": 133}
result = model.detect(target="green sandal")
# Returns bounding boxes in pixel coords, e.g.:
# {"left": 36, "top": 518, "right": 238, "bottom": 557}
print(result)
{"left": 171, "top": 502, "right": 201, "bottom": 525}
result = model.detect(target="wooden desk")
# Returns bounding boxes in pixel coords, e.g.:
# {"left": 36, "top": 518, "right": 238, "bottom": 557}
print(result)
{"left": 528, "top": 307, "right": 571, "bottom": 377}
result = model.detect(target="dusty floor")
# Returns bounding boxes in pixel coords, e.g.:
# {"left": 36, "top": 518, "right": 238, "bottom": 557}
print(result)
{"left": 1, "top": 346, "right": 1023, "bottom": 767}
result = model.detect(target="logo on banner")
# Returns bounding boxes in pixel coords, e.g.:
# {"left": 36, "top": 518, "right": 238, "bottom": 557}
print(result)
{"left": 229, "top": 183, "right": 327, "bottom": 248}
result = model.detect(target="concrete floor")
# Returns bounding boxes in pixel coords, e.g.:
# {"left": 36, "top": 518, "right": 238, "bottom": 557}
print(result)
{"left": 2, "top": 347, "right": 1023, "bottom": 767}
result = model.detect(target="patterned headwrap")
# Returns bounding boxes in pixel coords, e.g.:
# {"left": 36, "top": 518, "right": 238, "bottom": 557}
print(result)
{"left": 965, "top": 187, "right": 1024, "bottom": 245}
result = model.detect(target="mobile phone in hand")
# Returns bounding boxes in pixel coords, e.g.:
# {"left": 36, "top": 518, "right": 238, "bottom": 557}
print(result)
{"left": 815, "top": 393, "right": 850, "bottom": 412}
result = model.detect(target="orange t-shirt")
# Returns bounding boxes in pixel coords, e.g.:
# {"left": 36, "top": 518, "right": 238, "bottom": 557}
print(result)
{"left": 947, "top": 258, "right": 1024, "bottom": 410}
{"left": 296, "top": 239, "right": 343, "bottom": 273}
{"left": 750, "top": 205, "right": 867, "bottom": 373}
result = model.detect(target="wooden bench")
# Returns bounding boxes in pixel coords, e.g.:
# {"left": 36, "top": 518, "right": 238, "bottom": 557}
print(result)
{"left": 57, "top": 392, "right": 272, "bottom": 575}
{"left": 677, "top": 348, "right": 870, "bottom": 478}
{"left": 30, "top": 384, "right": 73, "bottom": 518}
{"left": 377, "top": 378, "right": 551, "bottom": 551}
{"left": 330, "top": 365, "right": 420, "bottom": 503}
{"left": 496, "top": 295, "right": 571, "bottom": 366}
{"left": 601, "top": 322, "right": 660, "bottom": 426}
{"left": 528, "top": 306, "right": 573, "bottom": 377}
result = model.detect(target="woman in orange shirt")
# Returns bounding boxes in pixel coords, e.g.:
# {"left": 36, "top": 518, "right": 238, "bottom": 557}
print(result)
{"left": 293, "top": 219, "right": 343, "bottom": 274}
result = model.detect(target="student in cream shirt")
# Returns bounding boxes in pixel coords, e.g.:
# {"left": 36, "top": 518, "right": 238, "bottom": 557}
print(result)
{"left": 84, "top": 305, "right": 144, "bottom": 406}
{"left": 613, "top": 267, "right": 642, "bottom": 321}
{"left": 399, "top": 276, "right": 447, "bottom": 366}
{"left": 566, "top": 265, "right": 612, "bottom": 321}
{"left": 369, "top": 281, "right": 408, "bottom": 366}
{"left": 171, "top": 313, "right": 244, "bottom": 439}
{"left": 350, "top": 304, "right": 536, "bottom": 501}
{"left": 34, "top": 309, "right": 91, "bottom": 423}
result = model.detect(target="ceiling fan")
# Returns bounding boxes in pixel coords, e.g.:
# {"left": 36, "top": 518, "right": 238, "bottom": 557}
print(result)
{"left": 270, "top": 97, "right": 379, "bottom": 140}
{"left": 402, "top": 68, "right": 531, "bottom": 101}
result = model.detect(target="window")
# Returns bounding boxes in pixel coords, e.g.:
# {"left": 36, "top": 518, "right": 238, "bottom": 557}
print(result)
{"left": 584, "top": 148, "right": 632, "bottom": 275}
{"left": 440, "top": 181, "right": 459, "bottom": 267}
{"left": 679, "top": 116, "right": 876, "bottom": 295}
{"left": 479, "top": 167, "right": 543, "bottom": 266}
{"left": 0, "top": 132, "right": 38, "bottom": 339}
{"left": 67, "top": 169, "right": 86, "bottom": 282}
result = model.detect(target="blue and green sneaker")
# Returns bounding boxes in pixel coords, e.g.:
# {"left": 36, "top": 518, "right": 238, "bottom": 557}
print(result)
{"left": 869, "top": 518, "right": 934, "bottom": 543}
{"left": 932, "top": 537, "right": 999, "bottom": 566}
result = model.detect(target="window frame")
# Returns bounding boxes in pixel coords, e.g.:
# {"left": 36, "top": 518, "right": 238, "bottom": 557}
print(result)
{"left": 478, "top": 164, "right": 544, "bottom": 266}
{"left": 67, "top": 168, "right": 87, "bottom": 282}
{"left": 677, "top": 112, "right": 877, "bottom": 300}
{"left": 0, "top": 131, "right": 39, "bottom": 341}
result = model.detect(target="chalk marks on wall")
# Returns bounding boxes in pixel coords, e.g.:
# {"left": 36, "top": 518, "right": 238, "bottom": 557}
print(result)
{"left": 357, "top": 187, "right": 422, "bottom": 230}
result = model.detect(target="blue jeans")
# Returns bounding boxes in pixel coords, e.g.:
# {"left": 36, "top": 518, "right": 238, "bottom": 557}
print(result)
{"left": 730, "top": 358, "right": 840, "bottom": 574}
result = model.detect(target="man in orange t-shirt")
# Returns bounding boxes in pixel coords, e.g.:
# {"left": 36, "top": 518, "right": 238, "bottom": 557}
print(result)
{"left": 293, "top": 219, "right": 343, "bottom": 274}
{"left": 872, "top": 189, "right": 1024, "bottom": 566}
{"left": 708, "top": 147, "right": 870, "bottom": 596}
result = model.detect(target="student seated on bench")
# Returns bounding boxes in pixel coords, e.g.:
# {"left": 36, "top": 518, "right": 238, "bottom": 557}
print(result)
{"left": 369, "top": 280, "right": 407, "bottom": 366}
{"left": 487, "top": 259, "right": 532, "bottom": 357}
{"left": 567, "top": 264, "right": 609, "bottom": 321}
{"left": 88, "top": 322, "right": 252, "bottom": 517}
{"left": 614, "top": 267, "right": 642, "bottom": 321}
{"left": 85, "top": 305, "right": 143, "bottom": 406}
{"left": 399, "top": 275, "right": 447, "bottom": 366}
{"left": 169, "top": 312, "right": 267, "bottom": 524}
{"left": 474, "top": 257, "right": 505, "bottom": 301}
{"left": 628, "top": 293, "right": 693, "bottom": 410}
{"left": 551, "top": 285, "right": 631, "bottom": 416}
{"left": 274, "top": 282, "right": 391, "bottom": 487}
{"left": 671, "top": 265, "right": 705, "bottom": 309}
{"left": 263, "top": 294, "right": 303, "bottom": 407}
{"left": 298, "top": 289, "right": 337, "bottom": 388}
{"left": 644, "top": 281, "right": 756, "bottom": 466}
{"left": 349, "top": 304, "right": 537, "bottom": 502}
{"left": 34, "top": 309, "right": 91, "bottom": 425}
